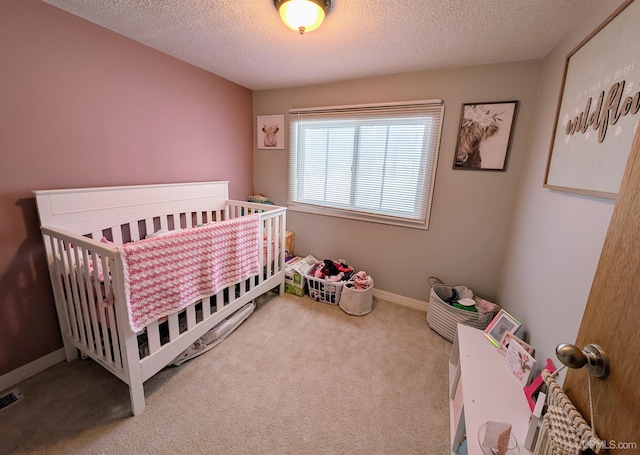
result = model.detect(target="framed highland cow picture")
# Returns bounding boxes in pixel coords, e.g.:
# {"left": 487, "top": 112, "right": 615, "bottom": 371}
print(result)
{"left": 453, "top": 101, "right": 519, "bottom": 171}
{"left": 257, "top": 114, "right": 284, "bottom": 150}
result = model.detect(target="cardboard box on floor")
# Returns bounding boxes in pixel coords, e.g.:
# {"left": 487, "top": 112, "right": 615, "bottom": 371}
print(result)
{"left": 285, "top": 230, "right": 295, "bottom": 259}
{"left": 284, "top": 255, "right": 318, "bottom": 297}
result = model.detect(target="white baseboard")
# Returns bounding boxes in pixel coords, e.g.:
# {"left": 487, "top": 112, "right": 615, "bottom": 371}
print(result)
{"left": 0, "top": 348, "right": 65, "bottom": 392}
{"left": 373, "top": 289, "right": 428, "bottom": 312}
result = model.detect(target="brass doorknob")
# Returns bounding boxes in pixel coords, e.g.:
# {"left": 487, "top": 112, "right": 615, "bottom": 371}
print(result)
{"left": 556, "top": 343, "right": 609, "bottom": 378}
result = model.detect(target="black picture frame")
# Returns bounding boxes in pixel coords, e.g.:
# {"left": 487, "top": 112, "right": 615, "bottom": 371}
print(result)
{"left": 453, "top": 101, "right": 519, "bottom": 171}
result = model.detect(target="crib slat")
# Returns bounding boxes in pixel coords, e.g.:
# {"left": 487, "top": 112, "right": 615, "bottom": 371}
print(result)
{"left": 91, "top": 252, "right": 111, "bottom": 363}
{"left": 266, "top": 219, "right": 273, "bottom": 279}
{"left": 168, "top": 314, "right": 180, "bottom": 341}
{"left": 186, "top": 305, "right": 196, "bottom": 330}
{"left": 185, "top": 212, "right": 194, "bottom": 229}
{"left": 130, "top": 222, "right": 141, "bottom": 242}
{"left": 147, "top": 322, "right": 161, "bottom": 355}
{"left": 145, "top": 218, "right": 154, "bottom": 238}
{"left": 67, "top": 246, "right": 89, "bottom": 348}
{"left": 202, "top": 296, "right": 211, "bottom": 319}
{"left": 81, "top": 248, "right": 103, "bottom": 356}
{"left": 215, "top": 290, "right": 224, "bottom": 312}
{"left": 160, "top": 216, "right": 168, "bottom": 231}
{"left": 73, "top": 246, "right": 94, "bottom": 351}
{"left": 54, "top": 239, "right": 77, "bottom": 340}
{"left": 58, "top": 239, "right": 82, "bottom": 342}
{"left": 196, "top": 211, "right": 203, "bottom": 226}
{"left": 258, "top": 223, "right": 265, "bottom": 285}
{"left": 274, "top": 215, "right": 281, "bottom": 274}
{"left": 91, "top": 251, "right": 113, "bottom": 365}
{"left": 111, "top": 227, "right": 123, "bottom": 246}
{"left": 106, "top": 303, "right": 121, "bottom": 368}
{"left": 172, "top": 213, "right": 181, "bottom": 230}
{"left": 99, "top": 302, "right": 113, "bottom": 364}
{"left": 103, "top": 255, "right": 122, "bottom": 369}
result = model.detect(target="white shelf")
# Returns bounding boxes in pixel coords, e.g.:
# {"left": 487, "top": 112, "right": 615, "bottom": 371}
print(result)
{"left": 449, "top": 324, "right": 533, "bottom": 455}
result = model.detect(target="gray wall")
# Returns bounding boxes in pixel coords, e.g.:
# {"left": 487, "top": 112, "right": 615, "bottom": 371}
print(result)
{"left": 253, "top": 61, "right": 542, "bottom": 302}
{"left": 498, "top": 0, "right": 625, "bottom": 377}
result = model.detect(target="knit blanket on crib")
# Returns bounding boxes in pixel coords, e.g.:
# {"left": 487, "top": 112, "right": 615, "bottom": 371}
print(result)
{"left": 119, "top": 214, "right": 261, "bottom": 332}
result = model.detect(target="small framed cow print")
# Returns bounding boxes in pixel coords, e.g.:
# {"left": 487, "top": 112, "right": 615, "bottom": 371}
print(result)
{"left": 453, "top": 101, "right": 518, "bottom": 171}
{"left": 257, "top": 115, "right": 284, "bottom": 150}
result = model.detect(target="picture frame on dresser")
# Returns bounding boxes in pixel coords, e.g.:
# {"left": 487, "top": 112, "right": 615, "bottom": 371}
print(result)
{"left": 497, "top": 331, "right": 534, "bottom": 357}
{"left": 523, "top": 358, "right": 556, "bottom": 412}
{"left": 484, "top": 309, "right": 521, "bottom": 347}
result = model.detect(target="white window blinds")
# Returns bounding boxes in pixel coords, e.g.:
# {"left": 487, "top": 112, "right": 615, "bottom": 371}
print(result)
{"left": 288, "top": 100, "right": 444, "bottom": 229}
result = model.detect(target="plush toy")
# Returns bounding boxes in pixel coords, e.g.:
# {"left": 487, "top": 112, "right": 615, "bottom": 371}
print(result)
{"left": 248, "top": 193, "right": 270, "bottom": 203}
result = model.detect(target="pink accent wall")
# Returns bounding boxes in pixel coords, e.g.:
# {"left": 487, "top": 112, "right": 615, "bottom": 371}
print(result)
{"left": 0, "top": 0, "right": 254, "bottom": 375}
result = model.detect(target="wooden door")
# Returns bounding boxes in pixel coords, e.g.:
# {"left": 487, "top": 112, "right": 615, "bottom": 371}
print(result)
{"left": 562, "top": 126, "right": 640, "bottom": 452}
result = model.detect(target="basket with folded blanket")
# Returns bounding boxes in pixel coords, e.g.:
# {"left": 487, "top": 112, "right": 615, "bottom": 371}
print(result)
{"left": 426, "top": 277, "right": 500, "bottom": 342}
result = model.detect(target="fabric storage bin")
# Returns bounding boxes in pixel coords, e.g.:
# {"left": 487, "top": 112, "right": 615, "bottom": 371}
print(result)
{"left": 339, "top": 276, "right": 374, "bottom": 316}
{"left": 305, "top": 271, "right": 346, "bottom": 305}
{"left": 426, "top": 280, "right": 498, "bottom": 342}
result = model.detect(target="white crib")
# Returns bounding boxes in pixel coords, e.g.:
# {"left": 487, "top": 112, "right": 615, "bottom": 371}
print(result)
{"left": 34, "top": 181, "right": 287, "bottom": 415}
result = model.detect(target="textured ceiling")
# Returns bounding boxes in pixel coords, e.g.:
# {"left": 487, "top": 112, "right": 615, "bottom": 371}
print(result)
{"left": 42, "top": 0, "right": 596, "bottom": 90}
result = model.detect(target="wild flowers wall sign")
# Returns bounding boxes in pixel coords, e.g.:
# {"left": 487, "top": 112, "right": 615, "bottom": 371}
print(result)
{"left": 257, "top": 115, "right": 284, "bottom": 150}
{"left": 453, "top": 101, "right": 519, "bottom": 171}
{"left": 544, "top": 0, "right": 640, "bottom": 199}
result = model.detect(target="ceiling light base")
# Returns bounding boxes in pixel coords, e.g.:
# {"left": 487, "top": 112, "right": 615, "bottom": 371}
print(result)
{"left": 274, "top": 0, "right": 331, "bottom": 35}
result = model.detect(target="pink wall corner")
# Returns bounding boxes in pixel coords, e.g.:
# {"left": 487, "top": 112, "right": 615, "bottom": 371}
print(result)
{"left": 0, "top": 0, "right": 254, "bottom": 375}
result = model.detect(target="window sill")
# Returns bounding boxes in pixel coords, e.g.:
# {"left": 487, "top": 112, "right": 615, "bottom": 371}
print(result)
{"left": 287, "top": 202, "right": 430, "bottom": 230}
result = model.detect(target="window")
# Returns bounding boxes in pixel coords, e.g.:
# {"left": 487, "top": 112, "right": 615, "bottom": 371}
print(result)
{"left": 288, "top": 100, "right": 444, "bottom": 229}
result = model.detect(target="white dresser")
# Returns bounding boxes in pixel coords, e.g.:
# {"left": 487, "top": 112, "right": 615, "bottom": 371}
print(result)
{"left": 449, "top": 324, "right": 534, "bottom": 454}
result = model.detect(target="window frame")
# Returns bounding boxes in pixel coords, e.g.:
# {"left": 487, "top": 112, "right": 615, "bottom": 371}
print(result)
{"left": 287, "top": 100, "right": 444, "bottom": 230}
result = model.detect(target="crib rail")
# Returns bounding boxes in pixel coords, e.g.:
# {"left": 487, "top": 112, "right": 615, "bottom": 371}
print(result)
{"left": 39, "top": 202, "right": 287, "bottom": 394}
{"left": 227, "top": 200, "right": 287, "bottom": 282}
{"left": 40, "top": 227, "right": 128, "bottom": 381}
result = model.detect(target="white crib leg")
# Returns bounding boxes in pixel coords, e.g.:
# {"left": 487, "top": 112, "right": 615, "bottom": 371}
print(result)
{"left": 121, "top": 338, "right": 146, "bottom": 415}
{"left": 129, "top": 377, "right": 146, "bottom": 416}
{"left": 123, "top": 330, "right": 145, "bottom": 415}
{"left": 63, "top": 340, "right": 79, "bottom": 362}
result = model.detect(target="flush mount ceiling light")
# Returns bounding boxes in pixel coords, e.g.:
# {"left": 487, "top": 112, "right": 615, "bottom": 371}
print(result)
{"left": 274, "top": 0, "right": 331, "bottom": 35}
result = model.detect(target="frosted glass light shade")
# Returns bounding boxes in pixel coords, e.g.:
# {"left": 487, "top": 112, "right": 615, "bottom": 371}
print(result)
{"left": 276, "top": 0, "right": 328, "bottom": 34}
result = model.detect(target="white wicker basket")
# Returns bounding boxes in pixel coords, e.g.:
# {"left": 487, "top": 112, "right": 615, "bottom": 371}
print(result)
{"left": 305, "top": 271, "right": 347, "bottom": 305}
{"left": 426, "top": 282, "right": 498, "bottom": 342}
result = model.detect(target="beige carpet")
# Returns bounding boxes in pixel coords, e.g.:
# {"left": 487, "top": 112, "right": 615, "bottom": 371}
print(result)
{"left": 0, "top": 292, "right": 452, "bottom": 455}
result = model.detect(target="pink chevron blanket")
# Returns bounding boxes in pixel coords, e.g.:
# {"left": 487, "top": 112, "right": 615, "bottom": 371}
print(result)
{"left": 119, "top": 214, "right": 261, "bottom": 332}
